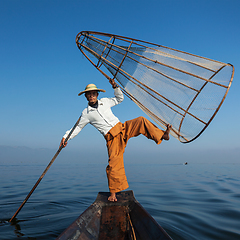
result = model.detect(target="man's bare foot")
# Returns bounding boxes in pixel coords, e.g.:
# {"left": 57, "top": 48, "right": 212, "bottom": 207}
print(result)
{"left": 161, "top": 124, "right": 172, "bottom": 141}
{"left": 108, "top": 192, "right": 117, "bottom": 202}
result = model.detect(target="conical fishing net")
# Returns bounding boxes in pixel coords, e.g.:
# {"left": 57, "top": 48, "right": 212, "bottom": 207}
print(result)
{"left": 76, "top": 31, "right": 234, "bottom": 143}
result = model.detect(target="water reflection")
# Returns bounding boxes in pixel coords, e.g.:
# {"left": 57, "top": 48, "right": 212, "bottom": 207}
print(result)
{"left": 1, "top": 163, "right": 240, "bottom": 239}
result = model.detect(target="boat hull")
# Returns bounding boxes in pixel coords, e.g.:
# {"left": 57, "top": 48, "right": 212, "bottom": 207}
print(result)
{"left": 56, "top": 191, "right": 172, "bottom": 240}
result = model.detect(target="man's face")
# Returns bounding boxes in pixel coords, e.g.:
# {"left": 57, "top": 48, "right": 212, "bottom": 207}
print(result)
{"left": 85, "top": 90, "right": 99, "bottom": 105}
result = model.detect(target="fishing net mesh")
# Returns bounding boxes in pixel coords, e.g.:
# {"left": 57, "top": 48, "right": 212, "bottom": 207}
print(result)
{"left": 76, "top": 32, "right": 234, "bottom": 143}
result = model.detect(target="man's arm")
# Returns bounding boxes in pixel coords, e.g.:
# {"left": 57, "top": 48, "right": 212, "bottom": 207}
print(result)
{"left": 59, "top": 124, "right": 84, "bottom": 148}
{"left": 60, "top": 137, "right": 67, "bottom": 148}
{"left": 109, "top": 79, "right": 117, "bottom": 89}
{"left": 59, "top": 112, "right": 90, "bottom": 148}
{"left": 108, "top": 79, "right": 124, "bottom": 104}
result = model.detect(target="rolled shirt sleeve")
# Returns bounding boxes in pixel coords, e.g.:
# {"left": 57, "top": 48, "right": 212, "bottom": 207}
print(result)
{"left": 113, "top": 87, "right": 124, "bottom": 104}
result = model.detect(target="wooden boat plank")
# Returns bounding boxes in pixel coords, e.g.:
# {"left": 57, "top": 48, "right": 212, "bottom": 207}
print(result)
{"left": 56, "top": 191, "right": 172, "bottom": 240}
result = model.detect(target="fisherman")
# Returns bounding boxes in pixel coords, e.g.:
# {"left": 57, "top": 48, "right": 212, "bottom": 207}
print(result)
{"left": 60, "top": 79, "right": 171, "bottom": 202}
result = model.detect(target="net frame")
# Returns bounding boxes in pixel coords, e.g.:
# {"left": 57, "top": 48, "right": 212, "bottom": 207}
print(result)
{"left": 75, "top": 31, "right": 234, "bottom": 143}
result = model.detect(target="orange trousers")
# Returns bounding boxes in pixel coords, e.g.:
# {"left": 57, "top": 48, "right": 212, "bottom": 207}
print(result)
{"left": 104, "top": 116, "right": 164, "bottom": 193}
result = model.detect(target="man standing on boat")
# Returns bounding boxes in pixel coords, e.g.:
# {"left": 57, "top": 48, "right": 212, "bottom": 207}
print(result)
{"left": 60, "top": 79, "right": 171, "bottom": 202}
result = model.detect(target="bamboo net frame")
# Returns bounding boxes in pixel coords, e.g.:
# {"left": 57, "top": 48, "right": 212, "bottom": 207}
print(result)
{"left": 75, "top": 31, "right": 234, "bottom": 143}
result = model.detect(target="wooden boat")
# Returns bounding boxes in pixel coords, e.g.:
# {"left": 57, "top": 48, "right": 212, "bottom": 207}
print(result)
{"left": 56, "top": 190, "right": 172, "bottom": 240}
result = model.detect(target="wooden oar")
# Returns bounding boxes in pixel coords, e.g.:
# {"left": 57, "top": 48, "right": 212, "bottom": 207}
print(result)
{"left": 9, "top": 117, "right": 81, "bottom": 222}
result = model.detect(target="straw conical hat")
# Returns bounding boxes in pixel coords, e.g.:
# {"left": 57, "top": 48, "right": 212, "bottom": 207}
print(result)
{"left": 78, "top": 83, "right": 106, "bottom": 96}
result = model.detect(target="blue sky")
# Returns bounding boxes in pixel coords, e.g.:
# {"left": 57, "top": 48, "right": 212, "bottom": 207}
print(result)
{"left": 1, "top": 0, "right": 239, "bottom": 163}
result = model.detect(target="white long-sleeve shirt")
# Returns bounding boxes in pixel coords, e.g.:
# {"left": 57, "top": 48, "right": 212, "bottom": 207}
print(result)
{"left": 63, "top": 87, "right": 124, "bottom": 140}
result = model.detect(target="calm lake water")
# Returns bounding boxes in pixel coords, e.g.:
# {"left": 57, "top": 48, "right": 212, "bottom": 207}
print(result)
{"left": 0, "top": 162, "right": 240, "bottom": 240}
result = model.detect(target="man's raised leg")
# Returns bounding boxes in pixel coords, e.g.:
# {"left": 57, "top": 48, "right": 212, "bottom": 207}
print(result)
{"left": 161, "top": 124, "right": 172, "bottom": 140}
